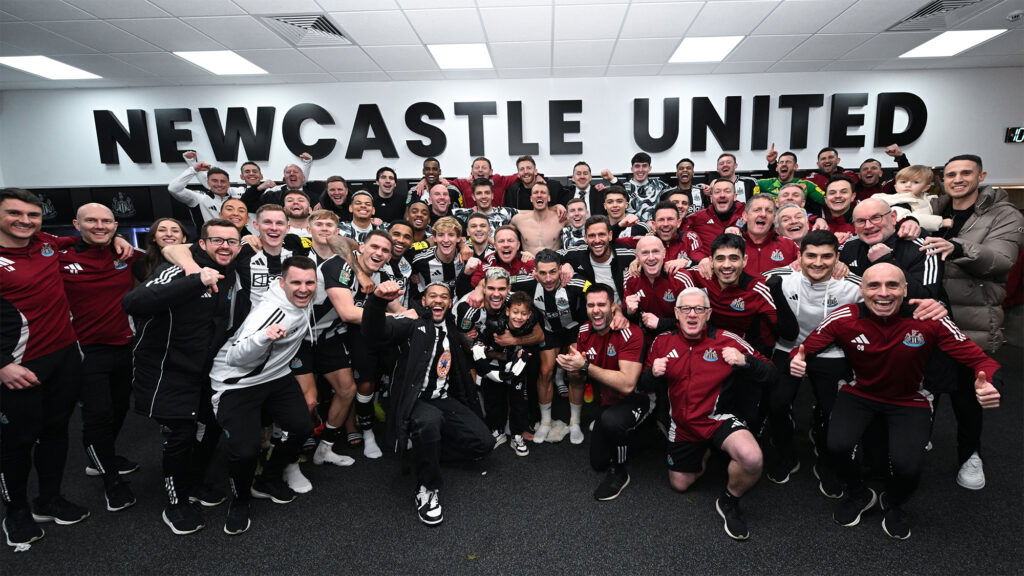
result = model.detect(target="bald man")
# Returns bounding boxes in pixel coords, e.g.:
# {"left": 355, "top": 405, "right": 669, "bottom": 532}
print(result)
{"left": 792, "top": 263, "right": 1001, "bottom": 540}
{"left": 59, "top": 203, "right": 145, "bottom": 512}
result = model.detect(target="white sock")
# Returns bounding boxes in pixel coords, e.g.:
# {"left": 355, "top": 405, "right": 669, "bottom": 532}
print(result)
{"left": 570, "top": 403, "right": 581, "bottom": 427}
{"left": 540, "top": 402, "right": 552, "bottom": 425}
{"left": 356, "top": 393, "right": 374, "bottom": 404}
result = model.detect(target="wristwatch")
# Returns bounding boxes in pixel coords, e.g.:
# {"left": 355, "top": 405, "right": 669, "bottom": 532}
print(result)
{"left": 580, "top": 358, "right": 590, "bottom": 374}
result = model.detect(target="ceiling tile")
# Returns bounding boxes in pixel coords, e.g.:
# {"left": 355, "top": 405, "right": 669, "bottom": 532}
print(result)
{"left": 330, "top": 71, "right": 391, "bottom": 81}
{"left": 489, "top": 41, "right": 551, "bottom": 68}
{"left": 442, "top": 69, "right": 498, "bottom": 79}
{"left": 821, "top": 58, "right": 886, "bottom": 71}
{"left": 227, "top": 0, "right": 324, "bottom": 14}
{"left": 480, "top": 6, "right": 552, "bottom": 42}
{"left": 842, "top": 31, "right": 939, "bottom": 59}
{"left": 0, "top": 0, "right": 94, "bottom": 21}
{"left": 112, "top": 52, "right": 213, "bottom": 76}
{"left": 0, "top": 41, "right": 33, "bottom": 56}
{"left": 619, "top": 2, "right": 702, "bottom": 38}
{"left": 957, "top": 0, "right": 1024, "bottom": 29}
{"left": 300, "top": 46, "right": 382, "bottom": 72}
{"left": 930, "top": 53, "right": 1024, "bottom": 68}
{"left": 819, "top": 0, "right": 925, "bottom": 34}
{"left": 168, "top": 73, "right": 337, "bottom": 85}
{"left": 63, "top": 0, "right": 169, "bottom": 19}
{"left": 0, "top": 22, "right": 98, "bottom": 54}
{"left": 554, "top": 0, "right": 634, "bottom": 4}
{"left": 147, "top": 0, "right": 245, "bottom": 17}
{"left": 317, "top": 0, "right": 400, "bottom": 10}
{"left": 550, "top": 65, "right": 605, "bottom": 77}
{"left": 109, "top": 18, "right": 224, "bottom": 51}
{"left": 395, "top": 0, "right": 475, "bottom": 7}
{"left": 363, "top": 45, "right": 437, "bottom": 70}
{"left": 0, "top": 80, "right": 59, "bottom": 89}
{"left": 182, "top": 16, "right": 289, "bottom": 50}
{"left": 331, "top": 10, "right": 421, "bottom": 46}
{"left": 476, "top": 0, "right": 552, "bottom": 5}
{"left": 33, "top": 20, "right": 162, "bottom": 53}
{"left": 660, "top": 62, "right": 718, "bottom": 75}
{"left": 553, "top": 39, "right": 614, "bottom": 66}
{"left": 957, "top": 29, "right": 1022, "bottom": 57}
{"left": 785, "top": 33, "right": 873, "bottom": 60}
{"left": 726, "top": 34, "right": 808, "bottom": 62}
{"left": 610, "top": 37, "right": 679, "bottom": 65}
{"left": 234, "top": 49, "right": 325, "bottom": 74}
{"left": 0, "top": 65, "right": 45, "bottom": 81}
{"left": 0, "top": 10, "right": 21, "bottom": 22}
{"left": 713, "top": 61, "right": 774, "bottom": 74}
{"left": 688, "top": 1, "right": 781, "bottom": 36}
{"left": 55, "top": 53, "right": 157, "bottom": 78}
{"left": 553, "top": 4, "right": 627, "bottom": 40}
{"left": 388, "top": 70, "right": 438, "bottom": 80}
{"left": 606, "top": 64, "right": 663, "bottom": 76}
{"left": 406, "top": 9, "right": 484, "bottom": 43}
{"left": 752, "top": 0, "right": 857, "bottom": 35}
{"left": 767, "top": 59, "right": 827, "bottom": 72}
{"left": 498, "top": 67, "right": 551, "bottom": 78}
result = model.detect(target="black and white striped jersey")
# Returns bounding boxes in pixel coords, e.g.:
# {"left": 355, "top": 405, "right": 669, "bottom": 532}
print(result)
{"left": 511, "top": 275, "right": 590, "bottom": 334}
{"left": 411, "top": 248, "right": 465, "bottom": 299}
{"left": 306, "top": 253, "right": 348, "bottom": 342}
{"left": 338, "top": 221, "right": 381, "bottom": 243}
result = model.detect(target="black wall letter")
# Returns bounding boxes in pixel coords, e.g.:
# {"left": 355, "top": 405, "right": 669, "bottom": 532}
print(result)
{"left": 549, "top": 100, "right": 583, "bottom": 155}
{"left": 154, "top": 108, "right": 193, "bottom": 163}
{"left": 94, "top": 109, "right": 151, "bottom": 164}
{"left": 778, "top": 94, "right": 824, "bottom": 149}
{"left": 281, "top": 103, "right": 337, "bottom": 159}
{"left": 874, "top": 92, "right": 928, "bottom": 147}
{"left": 199, "top": 106, "right": 275, "bottom": 162}
{"left": 828, "top": 93, "right": 868, "bottom": 148}
{"left": 691, "top": 96, "right": 741, "bottom": 152}
{"left": 454, "top": 102, "right": 497, "bottom": 157}
{"left": 751, "top": 95, "right": 770, "bottom": 150}
{"left": 346, "top": 104, "right": 398, "bottom": 159}
{"left": 633, "top": 98, "right": 679, "bottom": 152}
{"left": 507, "top": 101, "right": 539, "bottom": 156}
{"left": 405, "top": 102, "right": 447, "bottom": 157}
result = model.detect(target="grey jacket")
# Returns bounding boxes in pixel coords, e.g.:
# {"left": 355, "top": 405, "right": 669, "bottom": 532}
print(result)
{"left": 931, "top": 186, "right": 1024, "bottom": 353}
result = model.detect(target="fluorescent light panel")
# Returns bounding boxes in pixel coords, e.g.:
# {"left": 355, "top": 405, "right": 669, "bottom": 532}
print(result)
{"left": 670, "top": 36, "right": 744, "bottom": 63}
{"left": 900, "top": 29, "right": 1006, "bottom": 58}
{"left": 0, "top": 56, "right": 100, "bottom": 80}
{"left": 428, "top": 44, "right": 493, "bottom": 70}
{"left": 173, "top": 51, "right": 268, "bottom": 75}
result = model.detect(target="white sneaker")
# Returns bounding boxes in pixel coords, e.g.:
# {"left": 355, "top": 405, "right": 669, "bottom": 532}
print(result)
{"left": 283, "top": 462, "right": 312, "bottom": 493}
{"left": 533, "top": 423, "right": 551, "bottom": 444}
{"left": 363, "top": 430, "right": 383, "bottom": 459}
{"left": 569, "top": 424, "right": 584, "bottom": 445}
{"left": 492, "top": 430, "right": 508, "bottom": 448}
{"left": 956, "top": 452, "right": 985, "bottom": 490}
{"left": 313, "top": 441, "right": 355, "bottom": 467}
{"left": 510, "top": 435, "right": 529, "bottom": 456}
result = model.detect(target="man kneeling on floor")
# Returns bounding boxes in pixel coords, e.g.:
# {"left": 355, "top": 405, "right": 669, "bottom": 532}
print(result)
{"left": 363, "top": 280, "right": 492, "bottom": 526}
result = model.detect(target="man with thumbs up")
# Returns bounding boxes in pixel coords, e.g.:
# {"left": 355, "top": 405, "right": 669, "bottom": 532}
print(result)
{"left": 791, "top": 262, "right": 1002, "bottom": 540}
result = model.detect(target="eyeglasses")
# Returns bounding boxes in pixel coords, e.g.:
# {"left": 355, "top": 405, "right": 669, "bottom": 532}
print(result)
{"left": 203, "top": 237, "right": 240, "bottom": 247}
{"left": 675, "top": 305, "right": 710, "bottom": 314}
{"left": 852, "top": 213, "right": 889, "bottom": 227}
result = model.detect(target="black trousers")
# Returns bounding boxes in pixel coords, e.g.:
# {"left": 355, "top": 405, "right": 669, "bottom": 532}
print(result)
{"left": 481, "top": 376, "right": 529, "bottom": 436}
{"left": 769, "top": 352, "right": 849, "bottom": 464}
{"left": 828, "top": 392, "right": 932, "bottom": 507}
{"left": 589, "top": 394, "right": 651, "bottom": 472}
{"left": 408, "top": 396, "right": 492, "bottom": 490}
{"left": 0, "top": 345, "right": 82, "bottom": 509}
{"left": 215, "top": 377, "right": 312, "bottom": 501}
{"left": 929, "top": 359, "right": 984, "bottom": 465}
{"left": 79, "top": 344, "right": 133, "bottom": 485}
{"left": 153, "top": 382, "right": 222, "bottom": 507}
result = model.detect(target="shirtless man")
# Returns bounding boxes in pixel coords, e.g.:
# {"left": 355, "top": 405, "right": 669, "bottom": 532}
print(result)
{"left": 510, "top": 182, "right": 563, "bottom": 253}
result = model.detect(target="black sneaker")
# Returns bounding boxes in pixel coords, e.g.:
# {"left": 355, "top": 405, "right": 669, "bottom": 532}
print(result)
{"left": 3, "top": 507, "right": 44, "bottom": 550}
{"left": 189, "top": 484, "right": 226, "bottom": 507}
{"left": 223, "top": 498, "right": 251, "bottom": 535}
{"left": 250, "top": 478, "right": 296, "bottom": 504}
{"left": 593, "top": 466, "right": 631, "bottom": 501}
{"left": 85, "top": 455, "right": 139, "bottom": 477}
{"left": 31, "top": 496, "right": 90, "bottom": 525}
{"left": 105, "top": 479, "right": 137, "bottom": 512}
{"left": 767, "top": 454, "right": 800, "bottom": 484}
{"left": 880, "top": 493, "right": 911, "bottom": 540}
{"left": 813, "top": 464, "right": 844, "bottom": 499}
{"left": 162, "top": 503, "right": 204, "bottom": 535}
{"left": 415, "top": 485, "right": 443, "bottom": 526}
{"left": 715, "top": 497, "right": 750, "bottom": 540}
{"left": 833, "top": 487, "right": 877, "bottom": 527}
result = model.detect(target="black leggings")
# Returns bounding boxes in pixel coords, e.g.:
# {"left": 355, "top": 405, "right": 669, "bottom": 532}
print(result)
{"left": 769, "top": 352, "right": 850, "bottom": 462}
{"left": 590, "top": 394, "right": 652, "bottom": 472}
{"left": 481, "top": 376, "right": 529, "bottom": 436}
{"left": 79, "top": 344, "right": 133, "bottom": 485}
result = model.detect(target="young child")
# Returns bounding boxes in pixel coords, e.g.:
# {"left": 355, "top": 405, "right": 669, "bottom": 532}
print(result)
{"left": 872, "top": 165, "right": 948, "bottom": 232}
{"left": 560, "top": 198, "right": 589, "bottom": 250}
{"left": 470, "top": 291, "right": 541, "bottom": 456}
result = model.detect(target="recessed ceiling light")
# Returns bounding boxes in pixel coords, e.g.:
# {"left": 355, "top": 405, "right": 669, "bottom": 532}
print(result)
{"left": 427, "top": 44, "right": 493, "bottom": 70}
{"left": 669, "top": 36, "right": 744, "bottom": 63}
{"left": 173, "top": 51, "right": 268, "bottom": 75}
{"left": 900, "top": 29, "right": 1006, "bottom": 58}
{"left": 0, "top": 56, "right": 101, "bottom": 80}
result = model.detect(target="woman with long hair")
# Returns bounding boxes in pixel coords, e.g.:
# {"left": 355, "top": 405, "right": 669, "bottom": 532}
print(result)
{"left": 133, "top": 217, "right": 187, "bottom": 282}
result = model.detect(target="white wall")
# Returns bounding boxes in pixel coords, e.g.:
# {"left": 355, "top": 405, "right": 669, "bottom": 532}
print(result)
{"left": 1, "top": 67, "right": 1022, "bottom": 188}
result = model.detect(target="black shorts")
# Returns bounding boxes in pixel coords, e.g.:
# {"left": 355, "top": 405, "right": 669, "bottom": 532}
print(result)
{"left": 290, "top": 334, "right": 350, "bottom": 376}
{"left": 345, "top": 328, "right": 381, "bottom": 383}
{"left": 541, "top": 327, "right": 579, "bottom": 351}
{"left": 666, "top": 417, "right": 747, "bottom": 473}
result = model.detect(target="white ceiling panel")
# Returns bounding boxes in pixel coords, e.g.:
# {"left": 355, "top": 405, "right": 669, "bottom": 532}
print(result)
{"left": 726, "top": 34, "right": 808, "bottom": 62}
{"left": 477, "top": 0, "right": 553, "bottom": 5}
{"left": 842, "top": 31, "right": 939, "bottom": 60}
{"left": 0, "top": 0, "right": 94, "bottom": 21}
{"left": 405, "top": 9, "right": 485, "bottom": 44}
{"left": 688, "top": 1, "right": 781, "bottom": 37}
{"left": 34, "top": 20, "right": 163, "bottom": 53}
{"left": 933, "top": 53, "right": 1024, "bottom": 68}
{"left": 660, "top": 62, "right": 718, "bottom": 75}
{"left": 553, "top": 39, "right": 615, "bottom": 66}
{"left": 329, "top": 71, "right": 391, "bottom": 81}
{"left": 767, "top": 59, "right": 827, "bottom": 72}
{"left": 553, "top": 4, "right": 628, "bottom": 40}
{"left": 167, "top": 72, "right": 336, "bottom": 86}
{"left": 619, "top": 2, "right": 702, "bottom": 39}
{"left": 0, "top": 65, "right": 45, "bottom": 81}
{"left": 713, "top": 61, "right": 774, "bottom": 74}
{"left": 785, "top": 33, "right": 873, "bottom": 60}
{"left": 227, "top": 0, "right": 324, "bottom": 14}
{"left": 63, "top": 0, "right": 170, "bottom": 19}
{"left": 317, "top": 0, "right": 401, "bottom": 10}
{"left": 332, "top": 10, "right": 421, "bottom": 46}
{"left": 0, "top": 10, "right": 21, "bottom": 22}
{"left": 958, "top": 0, "right": 1024, "bottom": 29}
{"left": 56, "top": 53, "right": 157, "bottom": 78}
{"left": 182, "top": 16, "right": 289, "bottom": 50}
{"left": 752, "top": 0, "right": 857, "bottom": 35}
{"left": 489, "top": 41, "right": 552, "bottom": 68}
{"left": 147, "top": 0, "right": 245, "bottom": 17}
{"left": 0, "top": 22, "right": 98, "bottom": 54}
{"left": 112, "top": 52, "right": 213, "bottom": 76}
{"left": 606, "top": 63, "right": 663, "bottom": 76}
{"left": 395, "top": 0, "right": 476, "bottom": 7}
{"left": 0, "top": 41, "right": 33, "bottom": 56}
{"left": 109, "top": 19, "right": 224, "bottom": 51}
{"left": 958, "top": 29, "right": 1023, "bottom": 56}
{"left": 610, "top": 37, "right": 680, "bottom": 65}
{"left": 480, "top": 6, "right": 553, "bottom": 42}
{"left": 554, "top": 0, "right": 636, "bottom": 4}
{"left": 363, "top": 45, "right": 437, "bottom": 71}
{"left": 234, "top": 49, "right": 325, "bottom": 74}
{"left": 819, "top": 0, "right": 923, "bottom": 34}
{"left": 388, "top": 70, "right": 438, "bottom": 80}
{"left": 550, "top": 65, "right": 606, "bottom": 77}
{"left": 821, "top": 58, "right": 886, "bottom": 71}
{"left": 300, "top": 46, "right": 382, "bottom": 72}
{"left": 442, "top": 69, "right": 498, "bottom": 79}
{"left": 498, "top": 66, "right": 552, "bottom": 78}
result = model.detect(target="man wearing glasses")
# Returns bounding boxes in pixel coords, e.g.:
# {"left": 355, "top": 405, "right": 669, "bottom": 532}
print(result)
{"left": 640, "top": 287, "right": 776, "bottom": 541}
{"left": 123, "top": 219, "right": 241, "bottom": 536}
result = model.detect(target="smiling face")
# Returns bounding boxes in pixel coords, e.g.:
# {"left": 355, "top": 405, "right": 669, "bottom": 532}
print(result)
{"left": 388, "top": 223, "right": 413, "bottom": 259}
{"left": 307, "top": 216, "right": 338, "bottom": 246}
{"left": 73, "top": 203, "right": 117, "bottom": 246}
{"left": 422, "top": 284, "right": 452, "bottom": 323}
{"left": 349, "top": 194, "right": 374, "bottom": 222}
{"left": 776, "top": 185, "right": 805, "bottom": 208}
{"left": 219, "top": 198, "right": 249, "bottom": 229}
{"left": 241, "top": 163, "right": 263, "bottom": 187}
{"left": 632, "top": 161, "right": 651, "bottom": 183}
{"left": 377, "top": 169, "right": 397, "bottom": 195}
{"left": 467, "top": 218, "right": 490, "bottom": 246}
{"left": 676, "top": 160, "right": 695, "bottom": 188}
{"left": 359, "top": 234, "right": 392, "bottom": 272}
{"left": 434, "top": 229, "right": 458, "bottom": 257}
{"left": 535, "top": 261, "right": 561, "bottom": 291}
{"left": 567, "top": 202, "right": 588, "bottom": 227}
{"left": 800, "top": 243, "right": 837, "bottom": 283}
{"left": 585, "top": 222, "right": 611, "bottom": 259}
{"left": 507, "top": 301, "right": 530, "bottom": 330}
{"left": 777, "top": 154, "right": 797, "bottom": 181}
{"left": 665, "top": 192, "right": 690, "bottom": 215}
{"left": 712, "top": 246, "right": 746, "bottom": 287}
{"left": 817, "top": 150, "right": 840, "bottom": 174}
{"left": 153, "top": 219, "right": 185, "bottom": 248}
{"left": 472, "top": 185, "right": 493, "bottom": 211}
{"left": 484, "top": 277, "right": 510, "bottom": 312}
{"left": 710, "top": 181, "right": 737, "bottom": 213}
{"left": 281, "top": 266, "right": 317, "bottom": 308}
{"left": 208, "top": 172, "right": 231, "bottom": 197}
{"left": 326, "top": 180, "right": 348, "bottom": 206}
{"left": 745, "top": 197, "right": 775, "bottom": 239}
{"left": 284, "top": 193, "right": 310, "bottom": 221}
{"left": 530, "top": 184, "right": 550, "bottom": 210}
{"left": 825, "top": 180, "right": 855, "bottom": 216}
{"left": 494, "top": 229, "right": 521, "bottom": 264}
{"left": 852, "top": 198, "right": 895, "bottom": 245}
{"left": 585, "top": 290, "right": 613, "bottom": 332}
{"left": 652, "top": 207, "right": 680, "bottom": 242}
{"left": 861, "top": 263, "right": 906, "bottom": 318}
{"left": 471, "top": 158, "right": 492, "bottom": 179}
{"left": 859, "top": 160, "right": 882, "bottom": 187}
{"left": 776, "top": 206, "right": 809, "bottom": 242}
{"left": 199, "top": 224, "right": 241, "bottom": 267}
{"left": 429, "top": 185, "right": 450, "bottom": 214}
{"left": 636, "top": 236, "right": 665, "bottom": 277}
{"left": 283, "top": 164, "right": 305, "bottom": 189}
{"left": 517, "top": 159, "right": 537, "bottom": 187}
{"left": 717, "top": 155, "right": 736, "bottom": 179}
{"left": 943, "top": 159, "right": 986, "bottom": 203}
{"left": 675, "top": 291, "right": 711, "bottom": 339}
{"left": 572, "top": 164, "right": 592, "bottom": 189}
{"left": 422, "top": 160, "right": 441, "bottom": 186}
{"left": 603, "top": 192, "right": 628, "bottom": 220}
{"left": 406, "top": 203, "right": 428, "bottom": 231}
{"left": 255, "top": 209, "right": 287, "bottom": 249}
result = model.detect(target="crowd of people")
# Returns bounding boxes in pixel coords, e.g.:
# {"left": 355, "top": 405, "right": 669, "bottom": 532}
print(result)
{"left": 1, "top": 145, "right": 1020, "bottom": 551}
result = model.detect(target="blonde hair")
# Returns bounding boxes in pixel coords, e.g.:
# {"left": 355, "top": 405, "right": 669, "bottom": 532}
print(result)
{"left": 895, "top": 165, "right": 935, "bottom": 185}
{"left": 432, "top": 216, "right": 463, "bottom": 236}
{"left": 307, "top": 209, "right": 339, "bottom": 224}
